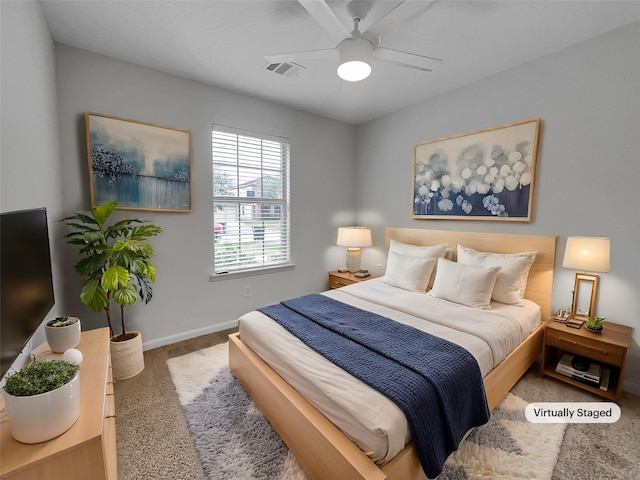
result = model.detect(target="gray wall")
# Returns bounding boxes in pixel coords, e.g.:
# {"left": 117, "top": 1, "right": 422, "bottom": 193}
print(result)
{"left": 355, "top": 22, "right": 640, "bottom": 394}
{"left": 3, "top": 2, "right": 638, "bottom": 395}
{"left": 54, "top": 45, "right": 356, "bottom": 348}
{"left": 0, "top": 1, "right": 66, "bottom": 360}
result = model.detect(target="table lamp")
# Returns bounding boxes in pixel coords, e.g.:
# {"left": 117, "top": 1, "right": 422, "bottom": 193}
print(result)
{"left": 337, "top": 227, "right": 372, "bottom": 273}
{"left": 562, "top": 236, "right": 610, "bottom": 319}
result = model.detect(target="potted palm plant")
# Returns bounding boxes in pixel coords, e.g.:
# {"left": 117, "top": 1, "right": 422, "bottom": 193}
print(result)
{"left": 3, "top": 360, "right": 80, "bottom": 443}
{"left": 60, "top": 201, "right": 162, "bottom": 380}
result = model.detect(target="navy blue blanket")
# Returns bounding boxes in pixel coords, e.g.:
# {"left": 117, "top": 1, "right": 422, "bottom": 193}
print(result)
{"left": 258, "top": 294, "right": 489, "bottom": 478}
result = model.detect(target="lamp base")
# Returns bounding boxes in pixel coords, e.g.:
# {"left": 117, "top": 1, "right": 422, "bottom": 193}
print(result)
{"left": 346, "top": 247, "right": 361, "bottom": 273}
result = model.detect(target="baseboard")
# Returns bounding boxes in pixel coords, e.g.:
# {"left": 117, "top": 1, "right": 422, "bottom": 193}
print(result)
{"left": 623, "top": 380, "right": 640, "bottom": 397}
{"left": 141, "top": 320, "right": 239, "bottom": 351}
{"left": 622, "top": 352, "right": 640, "bottom": 397}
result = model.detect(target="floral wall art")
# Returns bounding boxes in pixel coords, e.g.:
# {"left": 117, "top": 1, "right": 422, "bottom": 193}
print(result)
{"left": 413, "top": 119, "right": 540, "bottom": 221}
{"left": 86, "top": 113, "right": 192, "bottom": 212}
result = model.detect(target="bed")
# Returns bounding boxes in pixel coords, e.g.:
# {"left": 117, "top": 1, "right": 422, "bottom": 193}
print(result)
{"left": 229, "top": 227, "right": 557, "bottom": 480}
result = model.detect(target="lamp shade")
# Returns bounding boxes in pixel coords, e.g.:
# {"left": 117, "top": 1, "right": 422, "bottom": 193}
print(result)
{"left": 337, "top": 37, "right": 372, "bottom": 82}
{"left": 337, "top": 227, "right": 372, "bottom": 248}
{"left": 562, "top": 236, "right": 610, "bottom": 272}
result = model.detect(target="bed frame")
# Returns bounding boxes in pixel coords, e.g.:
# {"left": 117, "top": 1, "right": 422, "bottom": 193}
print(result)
{"left": 229, "top": 228, "right": 557, "bottom": 480}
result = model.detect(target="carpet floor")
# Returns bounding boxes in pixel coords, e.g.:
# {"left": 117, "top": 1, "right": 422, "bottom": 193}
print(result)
{"left": 115, "top": 330, "right": 640, "bottom": 480}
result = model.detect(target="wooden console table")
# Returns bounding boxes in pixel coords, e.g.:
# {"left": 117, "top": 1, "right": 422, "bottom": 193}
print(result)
{"left": 1, "top": 328, "right": 116, "bottom": 479}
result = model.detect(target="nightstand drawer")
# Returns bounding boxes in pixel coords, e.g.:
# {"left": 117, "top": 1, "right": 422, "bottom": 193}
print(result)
{"left": 328, "top": 271, "right": 379, "bottom": 289}
{"left": 329, "top": 275, "right": 356, "bottom": 289}
{"left": 545, "top": 331, "right": 624, "bottom": 365}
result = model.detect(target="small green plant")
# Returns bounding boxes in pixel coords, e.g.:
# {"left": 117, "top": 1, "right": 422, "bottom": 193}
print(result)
{"left": 46, "top": 316, "right": 77, "bottom": 327}
{"left": 586, "top": 316, "right": 604, "bottom": 330}
{"left": 4, "top": 361, "right": 79, "bottom": 397}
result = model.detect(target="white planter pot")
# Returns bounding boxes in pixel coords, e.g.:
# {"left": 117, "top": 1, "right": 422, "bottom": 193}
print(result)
{"left": 45, "top": 317, "right": 81, "bottom": 353}
{"left": 3, "top": 372, "right": 81, "bottom": 444}
{"left": 110, "top": 331, "right": 144, "bottom": 380}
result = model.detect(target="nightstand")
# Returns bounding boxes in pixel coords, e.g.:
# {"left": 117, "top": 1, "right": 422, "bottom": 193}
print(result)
{"left": 541, "top": 318, "right": 632, "bottom": 401}
{"left": 328, "top": 270, "right": 380, "bottom": 289}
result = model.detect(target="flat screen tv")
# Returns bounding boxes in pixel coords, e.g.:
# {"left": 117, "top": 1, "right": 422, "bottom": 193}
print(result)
{"left": 1, "top": 207, "right": 55, "bottom": 379}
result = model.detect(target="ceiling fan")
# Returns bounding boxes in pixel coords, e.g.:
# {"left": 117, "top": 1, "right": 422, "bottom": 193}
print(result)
{"left": 266, "top": 0, "right": 441, "bottom": 82}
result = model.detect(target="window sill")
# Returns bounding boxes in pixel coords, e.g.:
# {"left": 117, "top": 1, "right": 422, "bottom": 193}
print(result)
{"left": 209, "top": 263, "right": 295, "bottom": 281}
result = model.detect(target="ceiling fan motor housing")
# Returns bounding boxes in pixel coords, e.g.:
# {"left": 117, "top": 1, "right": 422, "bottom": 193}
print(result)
{"left": 337, "top": 37, "right": 373, "bottom": 81}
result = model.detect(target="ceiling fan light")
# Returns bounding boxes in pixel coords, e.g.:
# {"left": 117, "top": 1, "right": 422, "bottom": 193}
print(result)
{"left": 337, "top": 60, "right": 372, "bottom": 82}
{"left": 337, "top": 37, "right": 373, "bottom": 82}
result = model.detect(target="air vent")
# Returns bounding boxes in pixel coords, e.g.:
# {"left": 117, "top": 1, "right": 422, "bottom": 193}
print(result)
{"left": 264, "top": 61, "right": 305, "bottom": 77}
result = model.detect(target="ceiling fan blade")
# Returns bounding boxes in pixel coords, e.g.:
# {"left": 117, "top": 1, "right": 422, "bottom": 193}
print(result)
{"left": 298, "top": 0, "right": 351, "bottom": 44}
{"left": 373, "top": 47, "right": 442, "bottom": 72}
{"left": 364, "top": 0, "right": 436, "bottom": 45}
{"left": 265, "top": 48, "right": 335, "bottom": 65}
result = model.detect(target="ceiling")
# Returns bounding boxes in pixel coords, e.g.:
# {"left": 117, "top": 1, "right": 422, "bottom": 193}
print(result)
{"left": 40, "top": 0, "right": 640, "bottom": 125}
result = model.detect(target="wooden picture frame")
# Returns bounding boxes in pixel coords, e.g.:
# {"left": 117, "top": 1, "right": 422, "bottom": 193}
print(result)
{"left": 570, "top": 272, "right": 599, "bottom": 319}
{"left": 85, "top": 113, "right": 192, "bottom": 212}
{"left": 413, "top": 118, "right": 540, "bottom": 221}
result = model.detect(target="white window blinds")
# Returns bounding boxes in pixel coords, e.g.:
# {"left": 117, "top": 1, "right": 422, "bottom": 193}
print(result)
{"left": 212, "top": 126, "right": 291, "bottom": 274}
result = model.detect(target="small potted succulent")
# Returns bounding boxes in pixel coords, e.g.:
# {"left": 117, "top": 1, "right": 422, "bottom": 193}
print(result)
{"left": 3, "top": 360, "right": 81, "bottom": 443}
{"left": 45, "top": 315, "right": 81, "bottom": 353}
{"left": 585, "top": 316, "right": 604, "bottom": 333}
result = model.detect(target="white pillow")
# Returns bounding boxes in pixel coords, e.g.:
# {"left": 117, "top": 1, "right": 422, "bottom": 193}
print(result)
{"left": 388, "top": 240, "right": 447, "bottom": 289}
{"left": 428, "top": 258, "right": 500, "bottom": 309}
{"left": 383, "top": 251, "right": 437, "bottom": 292}
{"left": 389, "top": 239, "right": 447, "bottom": 259}
{"left": 457, "top": 245, "right": 536, "bottom": 305}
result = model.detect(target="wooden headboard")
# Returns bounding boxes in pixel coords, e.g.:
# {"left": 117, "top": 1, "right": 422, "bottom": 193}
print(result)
{"left": 385, "top": 227, "right": 557, "bottom": 320}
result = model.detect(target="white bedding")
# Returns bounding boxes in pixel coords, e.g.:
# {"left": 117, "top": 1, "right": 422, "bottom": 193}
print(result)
{"left": 238, "top": 279, "right": 541, "bottom": 464}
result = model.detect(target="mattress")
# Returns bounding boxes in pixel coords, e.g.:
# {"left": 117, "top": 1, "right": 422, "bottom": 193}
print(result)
{"left": 238, "top": 278, "right": 541, "bottom": 464}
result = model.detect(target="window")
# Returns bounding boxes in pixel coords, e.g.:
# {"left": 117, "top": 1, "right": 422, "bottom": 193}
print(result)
{"left": 212, "top": 126, "right": 291, "bottom": 275}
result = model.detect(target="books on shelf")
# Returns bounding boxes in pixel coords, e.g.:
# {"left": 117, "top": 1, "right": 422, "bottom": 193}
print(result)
{"left": 555, "top": 353, "right": 605, "bottom": 389}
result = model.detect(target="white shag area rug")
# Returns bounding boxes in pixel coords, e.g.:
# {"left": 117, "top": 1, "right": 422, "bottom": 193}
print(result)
{"left": 167, "top": 342, "right": 566, "bottom": 480}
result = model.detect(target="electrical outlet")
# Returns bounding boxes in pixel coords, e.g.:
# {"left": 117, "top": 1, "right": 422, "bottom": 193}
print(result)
{"left": 376, "top": 263, "right": 383, "bottom": 271}
{"left": 244, "top": 284, "right": 252, "bottom": 297}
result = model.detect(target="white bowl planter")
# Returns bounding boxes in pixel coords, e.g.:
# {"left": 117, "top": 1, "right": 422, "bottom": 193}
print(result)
{"left": 3, "top": 372, "right": 80, "bottom": 444}
{"left": 45, "top": 317, "right": 81, "bottom": 353}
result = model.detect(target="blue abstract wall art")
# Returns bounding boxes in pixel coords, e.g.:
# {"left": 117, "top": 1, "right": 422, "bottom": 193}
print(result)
{"left": 86, "top": 113, "right": 192, "bottom": 212}
{"left": 413, "top": 119, "right": 540, "bottom": 222}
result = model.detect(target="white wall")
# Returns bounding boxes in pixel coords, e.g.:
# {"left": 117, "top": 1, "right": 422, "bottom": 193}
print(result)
{"left": 0, "top": 0, "right": 66, "bottom": 370}
{"left": 53, "top": 45, "right": 356, "bottom": 348}
{"left": 355, "top": 22, "right": 640, "bottom": 394}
